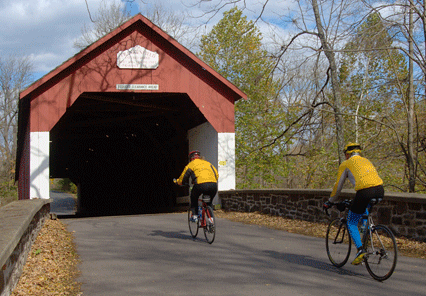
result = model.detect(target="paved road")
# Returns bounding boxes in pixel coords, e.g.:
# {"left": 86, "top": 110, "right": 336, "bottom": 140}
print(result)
{"left": 62, "top": 212, "right": 425, "bottom": 296}
{"left": 50, "top": 191, "right": 76, "bottom": 216}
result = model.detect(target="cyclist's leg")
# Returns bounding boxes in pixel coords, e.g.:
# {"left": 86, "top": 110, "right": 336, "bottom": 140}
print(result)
{"left": 349, "top": 190, "right": 372, "bottom": 264}
{"left": 347, "top": 210, "right": 363, "bottom": 249}
{"left": 190, "top": 185, "right": 202, "bottom": 218}
{"left": 202, "top": 182, "right": 218, "bottom": 208}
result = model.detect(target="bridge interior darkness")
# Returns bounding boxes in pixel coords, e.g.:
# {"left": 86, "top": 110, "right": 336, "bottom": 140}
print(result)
{"left": 49, "top": 92, "right": 207, "bottom": 216}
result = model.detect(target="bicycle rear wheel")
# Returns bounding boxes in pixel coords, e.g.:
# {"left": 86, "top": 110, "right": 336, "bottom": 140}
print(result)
{"left": 187, "top": 209, "right": 199, "bottom": 238}
{"left": 364, "top": 225, "right": 397, "bottom": 281}
{"left": 203, "top": 206, "right": 216, "bottom": 244}
{"left": 326, "top": 218, "right": 352, "bottom": 267}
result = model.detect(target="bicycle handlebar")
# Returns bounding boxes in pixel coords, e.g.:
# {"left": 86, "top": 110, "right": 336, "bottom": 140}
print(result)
{"left": 323, "top": 198, "right": 382, "bottom": 216}
{"left": 323, "top": 203, "right": 336, "bottom": 217}
{"left": 323, "top": 200, "right": 352, "bottom": 216}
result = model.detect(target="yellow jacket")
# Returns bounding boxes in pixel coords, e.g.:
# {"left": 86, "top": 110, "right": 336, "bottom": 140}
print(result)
{"left": 177, "top": 158, "right": 219, "bottom": 185}
{"left": 330, "top": 154, "right": 383, "bottom": 202}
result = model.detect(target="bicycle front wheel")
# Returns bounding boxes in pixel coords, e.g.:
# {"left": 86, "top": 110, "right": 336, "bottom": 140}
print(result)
{"left": 326, "top": 218, "right": 352, "bottom": 267}
{"left": 188, "top": 209, "right": 199, "bottom": 238}
{"left": 364, "top": 225, "right": 397, "bottom": 281}
{"left": 203, "top": 206, "right": 216, "bottom": 244}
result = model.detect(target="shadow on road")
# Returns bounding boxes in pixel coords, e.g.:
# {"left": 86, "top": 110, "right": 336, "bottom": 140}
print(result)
{"left": 148, "top": 229, "right": 206, "bottom": 242}
{"left": 263, "top": 250, "right": 366, "bottom": 278}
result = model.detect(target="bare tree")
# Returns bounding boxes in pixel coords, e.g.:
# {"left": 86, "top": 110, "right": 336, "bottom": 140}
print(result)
{"left": 360, "top": 0, "right": 425, "bottom": 192}
{"left": 74, "top": 0, "right": 131, "bottom": 50}
{"left": 142, "top": 3, "right": 201, "bottom": 51}
{"left": 75, "top": 1, "right": 201, "bottom": 51}
{"left": 0, "top": 56, "right": 33, "bottom": 184}
{"left": 186, "top": 0, "right": 366, "bottom": 163}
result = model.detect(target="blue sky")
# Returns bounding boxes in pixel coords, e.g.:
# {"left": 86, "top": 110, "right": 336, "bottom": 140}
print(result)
{"left": 0, "top": 0, "right": 289, "bottom": 83}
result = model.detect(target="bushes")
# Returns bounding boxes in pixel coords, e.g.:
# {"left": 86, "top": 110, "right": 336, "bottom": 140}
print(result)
{"left": 50, "top": 178, "right": 77, "bottom": 194}
{"left": 0, "top": 181, "right": 18, "bottom": 207}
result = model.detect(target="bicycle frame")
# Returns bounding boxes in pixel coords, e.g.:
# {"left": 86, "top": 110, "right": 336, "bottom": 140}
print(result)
{"left": 199, "top": 200, "right": 208, "bottom": 227}
{"left": 325, "top": 198, "right": 397, "bottom": 281}
{"left": 198, "top": 197, "right": 214, "bottom": 225}
{"left": 333, "top": 218, "right": 348, "bottom": 245}
{"left": 362, "top": 215, "right": 374, "bottom": 247}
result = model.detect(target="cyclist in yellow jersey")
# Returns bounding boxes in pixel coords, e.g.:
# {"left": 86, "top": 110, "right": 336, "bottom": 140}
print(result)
{"left": 174, "top": 150, "right": 219, "bottom": 221}
{"left": 324, "top": 143, "right": 384, "bottom": 265}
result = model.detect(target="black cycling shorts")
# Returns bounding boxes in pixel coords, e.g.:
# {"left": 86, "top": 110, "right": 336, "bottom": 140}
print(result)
{"left": 351, "top": 185, "right": 384, "bottom": 214}
{"left": 190, "top": 182, "right": 218, "bottom": 208}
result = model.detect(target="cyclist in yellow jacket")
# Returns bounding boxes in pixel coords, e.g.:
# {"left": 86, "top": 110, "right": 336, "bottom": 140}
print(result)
{"left": 175, "top": 150, "right": 219, "bottom": 221}
{"left": 324, "top": 142, "right": 384, "bottom": 265}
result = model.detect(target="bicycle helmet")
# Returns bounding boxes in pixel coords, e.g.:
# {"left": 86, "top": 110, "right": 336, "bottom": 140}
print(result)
{"left": 344, "top": 142, "right": 362, "bottom": 154}
{"left": 188, "top": 150, "right": 201, "bottom": 161}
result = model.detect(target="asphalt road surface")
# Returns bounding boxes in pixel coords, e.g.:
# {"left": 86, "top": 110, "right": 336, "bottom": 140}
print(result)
{"left": 50, "top": 191, "right": 77, "bottom": 216}
{"left": 62, "top": 212, "right": 426, "bottom": 296}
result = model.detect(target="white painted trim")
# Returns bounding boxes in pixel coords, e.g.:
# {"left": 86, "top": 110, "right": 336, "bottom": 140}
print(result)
{"left": 188, "top": 122, "right": 218, "bottom": 168}
{"left": 188, "top": 123, "right": 236, "bottom": 193}
{"left": 218, "top": 133, "right": 236, "bottom": 190}
{"left": 30, "top": 132, "right": 50, "bottom": 199}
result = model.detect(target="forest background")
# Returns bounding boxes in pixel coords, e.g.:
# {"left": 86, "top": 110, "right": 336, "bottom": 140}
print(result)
{"left": 1, "top": 0, "right": 425, "bottom": 207}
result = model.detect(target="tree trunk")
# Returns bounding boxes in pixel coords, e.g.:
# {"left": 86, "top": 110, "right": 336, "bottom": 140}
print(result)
{"left": 408, "top": 5, "right": 416, "bottom": 192}
{"left": 311, "top": 0, "right": 345, "bottom": 163}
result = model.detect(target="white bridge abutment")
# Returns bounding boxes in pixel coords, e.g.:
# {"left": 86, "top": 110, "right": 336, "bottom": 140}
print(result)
{"left": 29, "top": 131, "right": 50, "bottom": 199}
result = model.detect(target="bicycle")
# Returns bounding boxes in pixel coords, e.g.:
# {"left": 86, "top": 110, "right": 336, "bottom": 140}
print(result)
{"left": 324, "top": 198, "right": 397, "bottom": 281}
{"left": 188, "top": 194, "right": 216, "bottom": 244}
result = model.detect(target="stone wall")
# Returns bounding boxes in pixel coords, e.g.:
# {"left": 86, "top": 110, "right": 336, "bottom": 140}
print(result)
{"left": 219, "top": 189, "right": 426, "bottom": 242}
{"left": 0, "top": 199, "right": 51, "bottom": 296}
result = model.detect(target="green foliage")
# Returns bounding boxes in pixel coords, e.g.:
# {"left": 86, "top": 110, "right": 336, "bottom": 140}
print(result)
{"left": 336, "top": 12, "right": 426, "bottom": 192}
{"left": 51, "top": 178, "right": 77, "bottom": 194}
{"left": 199, "top": 7, "right": 291, "bottom": 188}
{"left": 0, "top": 181, "right": 18, "bottom": 207}
{"left": 197, "top": 8, "right": 425, "bottom": 192}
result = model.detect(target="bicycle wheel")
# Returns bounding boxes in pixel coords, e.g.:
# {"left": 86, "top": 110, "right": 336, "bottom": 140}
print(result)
{"left": 187, "top": 209, "right": 199, "bottom": 238}
{"left": 326, "top": 218, "right": 352, "bottom": 267}
{"left": 364, "top": 225, "right": 397, "bottom": 281}
{"left": 203, "top": 206, "right": 216, "bottom": 244}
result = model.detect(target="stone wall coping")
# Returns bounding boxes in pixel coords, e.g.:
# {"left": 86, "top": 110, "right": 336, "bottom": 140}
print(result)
{"left": 219, "top": 188, "right": 426, "bottom": 204}
{"left": 0, "top": 199, "right": 51, "bottom": 269}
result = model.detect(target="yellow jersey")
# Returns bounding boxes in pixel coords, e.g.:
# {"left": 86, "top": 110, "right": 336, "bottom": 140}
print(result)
{"left": 330, "top": 154, "right": 383, "bottom": 202}
{"left": 177, "top": 158, "right": 219, "bottom": 185}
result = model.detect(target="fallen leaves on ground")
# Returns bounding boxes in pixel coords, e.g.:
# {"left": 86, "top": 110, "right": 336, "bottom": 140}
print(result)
{"left": 12, "top": 218, "right": 81, "bottom": 296}
{"left": 215, "top": 210, "right": 426, "bottom": 260}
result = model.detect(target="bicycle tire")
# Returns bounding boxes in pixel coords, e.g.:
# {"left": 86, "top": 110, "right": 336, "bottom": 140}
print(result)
{"left": 203, "top": 206, "right": 216, "bottom": 244}
{"left": 364, "top": 224, "right": 397, "bottom": 281}
{"left": 326, "top": 218, "right": 352, "bottom": 267}
{"left": 188, "top": 209, "right": 199, "bottom": 238}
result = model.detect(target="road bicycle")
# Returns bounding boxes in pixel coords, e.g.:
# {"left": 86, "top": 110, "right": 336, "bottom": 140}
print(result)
{"left": 188, "top": 194, "right": 216, "bottom": 244}
{"left": 324, "top": 198, "right": 397, "bottom": 281}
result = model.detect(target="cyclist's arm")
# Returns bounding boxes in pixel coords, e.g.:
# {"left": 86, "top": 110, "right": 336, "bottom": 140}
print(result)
{"left": 329, "top": 166, "right": 349, "bottom": 202}
{"left": 211, "top": 164, "right": 219, "bottom": 182}
{"left": 176, "top": 165, "right": 192, "bottom": 185}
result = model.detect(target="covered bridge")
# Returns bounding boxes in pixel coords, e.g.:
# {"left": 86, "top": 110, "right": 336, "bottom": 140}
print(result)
{"left": 15, "top": 14, "right": 247, "bottom": 215}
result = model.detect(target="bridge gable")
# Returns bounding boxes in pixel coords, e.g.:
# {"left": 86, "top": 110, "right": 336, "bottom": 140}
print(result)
{"left": 20, "top": 14, "right": 246, "bottom": 133}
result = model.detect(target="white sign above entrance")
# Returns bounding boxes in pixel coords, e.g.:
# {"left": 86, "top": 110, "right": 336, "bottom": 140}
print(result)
{"left": 117, "top": 45, "right": 159, "bottom": 69}
{"left": 116, "top": 84, "right": 159, "bottom": 90}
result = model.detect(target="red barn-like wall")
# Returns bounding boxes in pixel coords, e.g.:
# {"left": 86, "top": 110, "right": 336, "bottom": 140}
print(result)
{"left": 16, "top": 14, "right": 246, "bottom": 212}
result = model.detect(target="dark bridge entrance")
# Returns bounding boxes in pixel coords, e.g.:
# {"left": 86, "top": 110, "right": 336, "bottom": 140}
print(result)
{"left": 16, "top": 14, "right": 246, "bottom": 215}
{"left": 50, "top": 93, "right": 204, "bottom": 215}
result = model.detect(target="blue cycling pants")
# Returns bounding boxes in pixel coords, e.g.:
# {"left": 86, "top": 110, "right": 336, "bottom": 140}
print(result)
{"left": 347, "top": 209, "right": 368, "bottom": 249}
